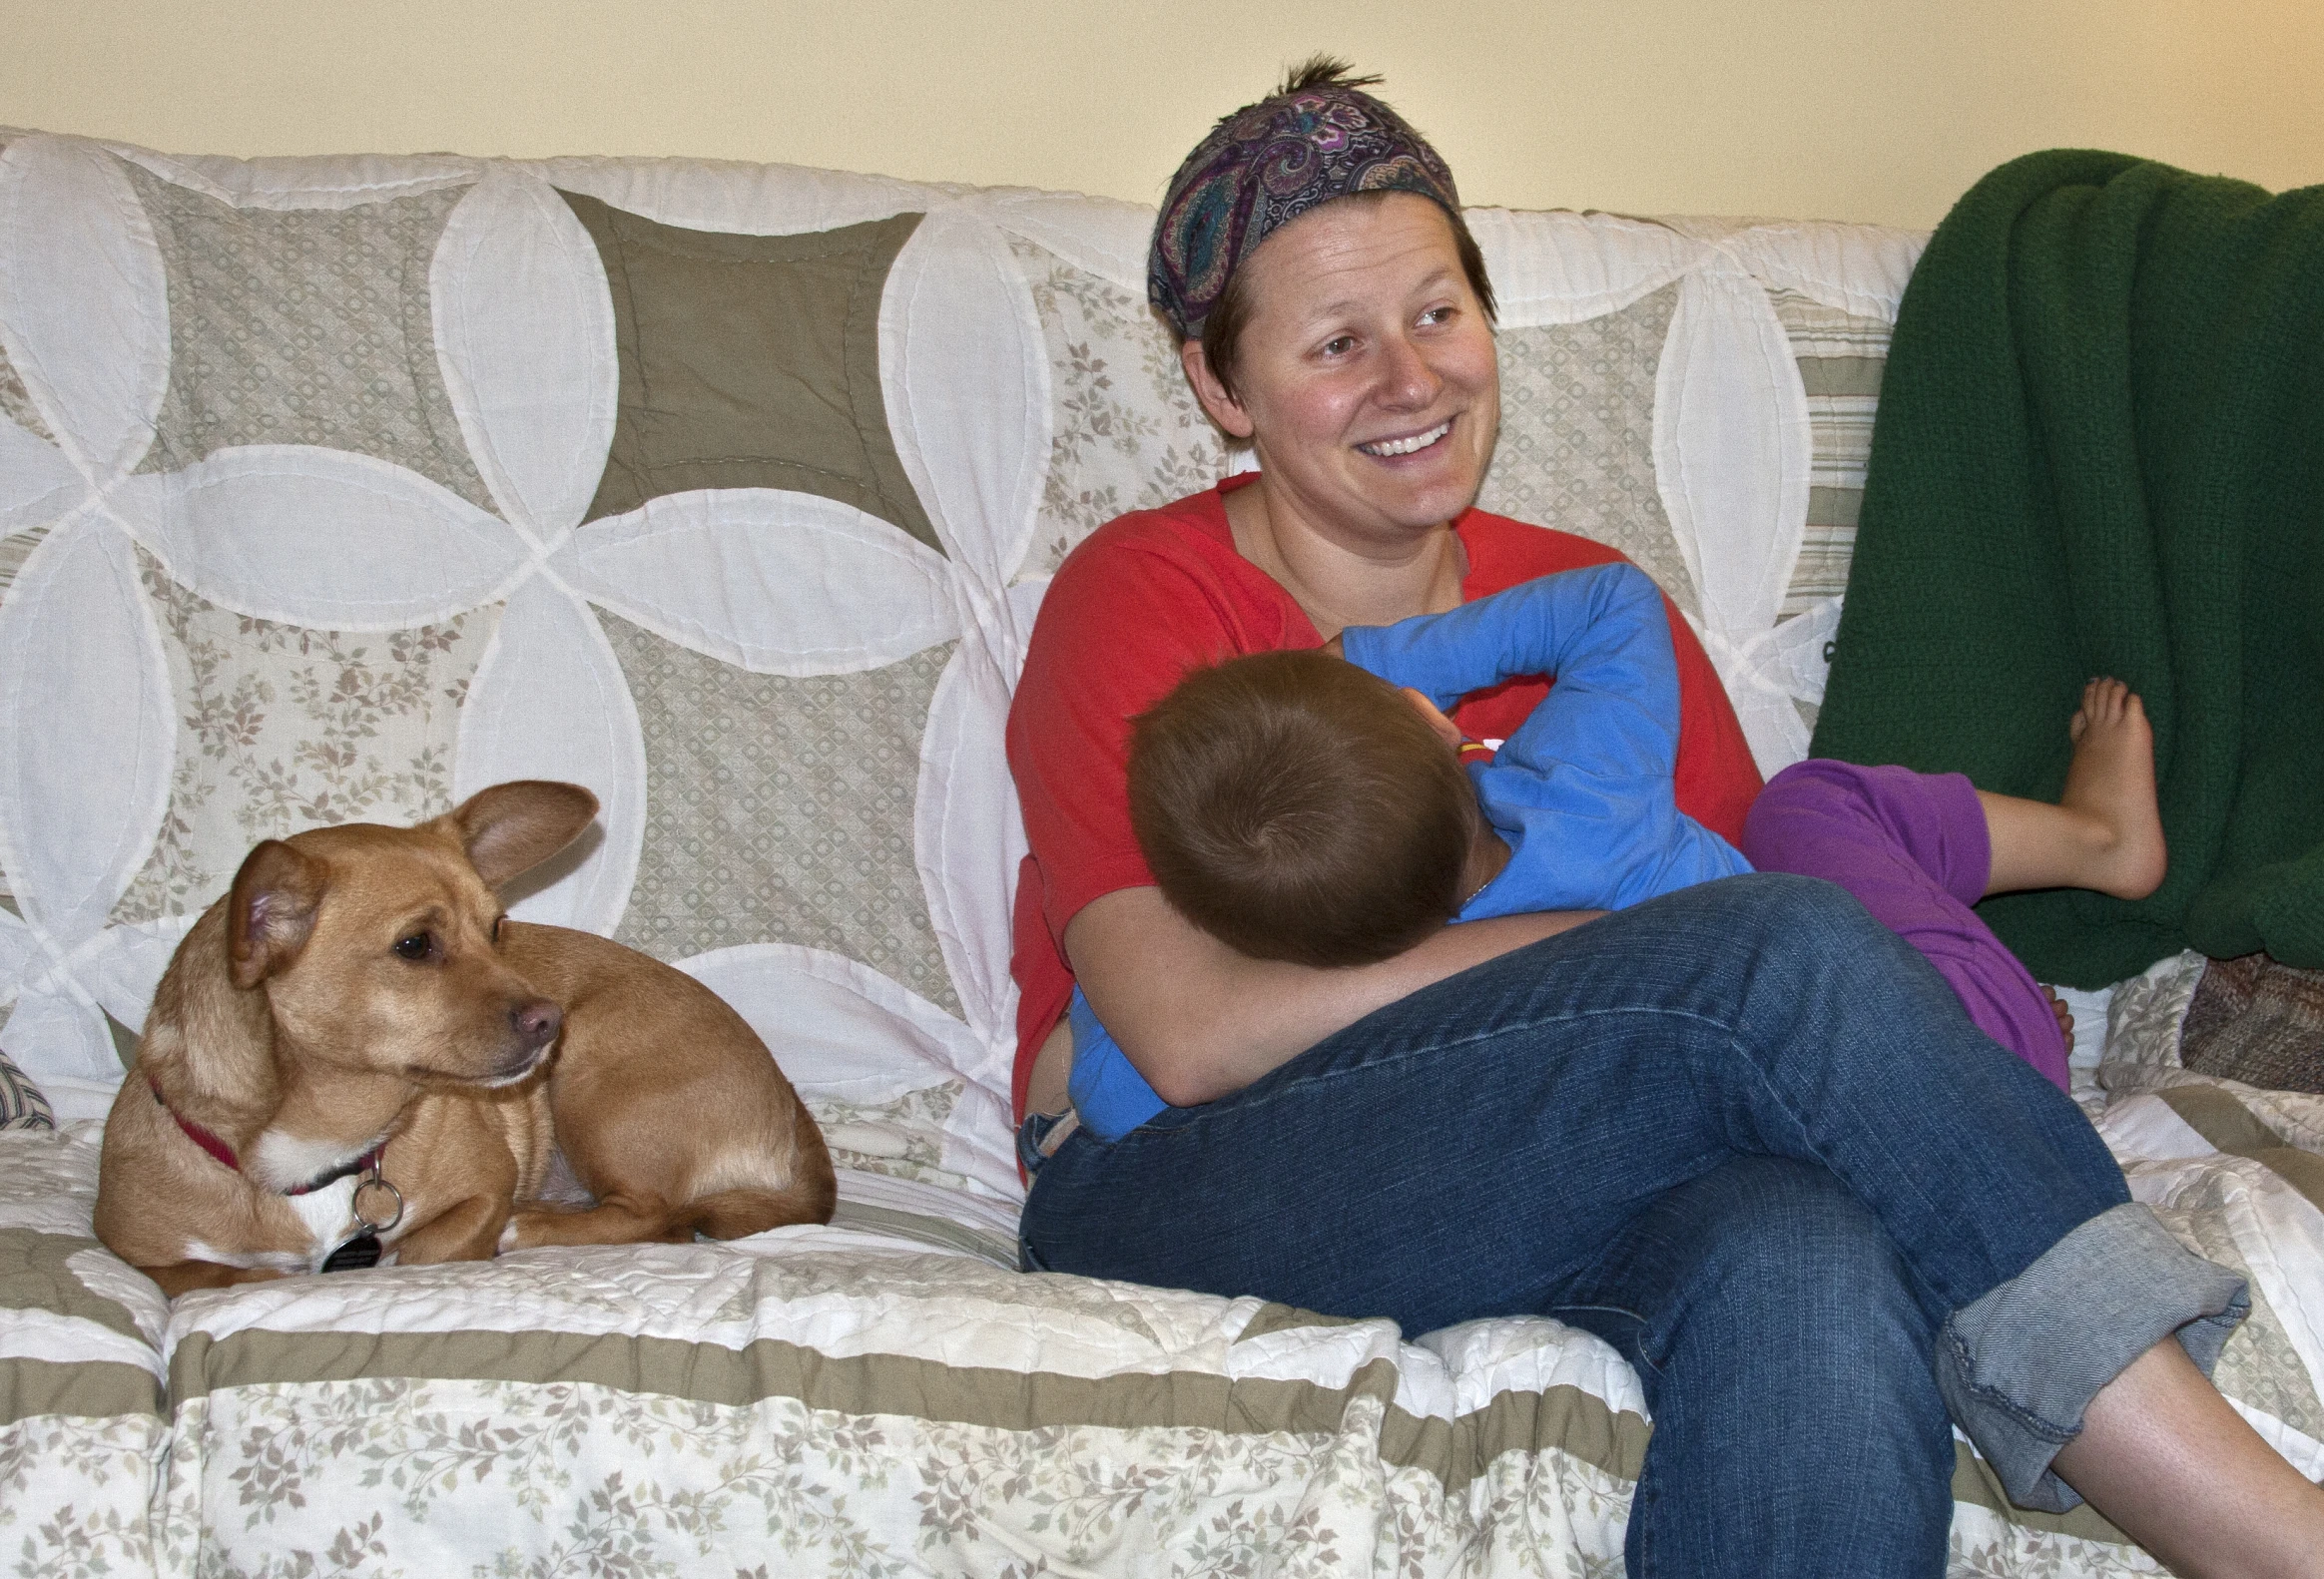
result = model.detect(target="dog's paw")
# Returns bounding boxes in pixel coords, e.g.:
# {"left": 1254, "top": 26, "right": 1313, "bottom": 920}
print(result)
{"left": 496, "top": 1205, "right": 570, "bottom": 1253}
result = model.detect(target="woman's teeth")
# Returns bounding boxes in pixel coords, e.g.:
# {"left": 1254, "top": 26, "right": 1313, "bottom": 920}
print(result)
{"left": 1359, "top": 420, "right": 1452, "bottom": 457}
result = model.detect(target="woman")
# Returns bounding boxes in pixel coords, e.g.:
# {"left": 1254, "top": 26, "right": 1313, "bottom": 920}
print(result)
{"left": 1006, "top": 61, "right": 2324, "bottom": 1577}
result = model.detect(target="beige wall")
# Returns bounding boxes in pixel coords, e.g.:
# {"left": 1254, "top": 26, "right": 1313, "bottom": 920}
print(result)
{"left": 3, "top": 0, "right": 2319, "bottom": 230}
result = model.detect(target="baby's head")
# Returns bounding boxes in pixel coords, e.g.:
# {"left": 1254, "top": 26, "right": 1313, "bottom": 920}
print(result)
{"left": 1127, "top": 649, "right": 1481, "bottom": 967}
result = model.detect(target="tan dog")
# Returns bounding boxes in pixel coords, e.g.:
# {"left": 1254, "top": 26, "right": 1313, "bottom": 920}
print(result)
{"left": 95, "top": 781, "right": 835, "bottom": 1298}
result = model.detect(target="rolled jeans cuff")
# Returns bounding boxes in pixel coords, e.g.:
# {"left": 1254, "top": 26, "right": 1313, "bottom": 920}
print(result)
{"left": 1934, "top": 1201, "right": 2249, "bottom": 1513}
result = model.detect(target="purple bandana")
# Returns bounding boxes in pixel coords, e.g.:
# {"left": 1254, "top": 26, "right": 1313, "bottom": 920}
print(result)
{"left": 1148, "top": 75, "right": 1462, "bottom": 341}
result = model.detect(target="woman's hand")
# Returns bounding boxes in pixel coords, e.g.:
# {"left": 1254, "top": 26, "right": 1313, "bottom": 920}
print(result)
{"left": 1065, "top": 885, "right": 1597, "bottom": 1107}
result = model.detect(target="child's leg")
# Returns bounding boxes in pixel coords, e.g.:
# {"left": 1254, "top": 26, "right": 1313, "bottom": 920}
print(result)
{"left": 1744, "top": 759, "right": 2073, "bottom": 1088}
{"left": 1977, "top": 678, "right": 2167, "bottom": 901}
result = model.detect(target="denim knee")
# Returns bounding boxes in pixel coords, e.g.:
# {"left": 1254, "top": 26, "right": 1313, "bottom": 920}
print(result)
{"left": 1563, "top": 1156, "right": 1941, "bottom": 1393}
{"left": 1555, "top": 1159, "right": 1954, "bottom": 1579}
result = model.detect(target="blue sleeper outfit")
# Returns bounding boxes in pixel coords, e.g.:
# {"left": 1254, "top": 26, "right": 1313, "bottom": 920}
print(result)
{"left": 1341, "top": 561, "right": 1748, "bottom": 915}
{"left": 1068, "top": 563, "right": 1747, "bottom": 1140}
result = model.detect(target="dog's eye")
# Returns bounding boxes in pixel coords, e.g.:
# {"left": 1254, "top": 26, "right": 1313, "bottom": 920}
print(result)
{"left": 393, "top": 932, "right": 433, "bottom": 962}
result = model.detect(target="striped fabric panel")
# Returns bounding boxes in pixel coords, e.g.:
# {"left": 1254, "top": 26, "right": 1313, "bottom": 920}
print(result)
{"left": 0, "top": 522, "right": 41, "bottom": 601}
{"left": 168, "top": 1325, "right": 1645, "bottom": 1502}
{"left": 1769, "top": 288, "right": 1891, "bottom": 620}
{"left": 0, "top": 1355, "right": 163, "bottom": 1425}
{"left": 0, "top": 1043, "right": 53, "bottom": 1130}
{"left": 161, "top": 1318, "right": 2134, "bottom": 1549}
{"left": 0, "top": 1232, "right": 167, "bottom": 1427}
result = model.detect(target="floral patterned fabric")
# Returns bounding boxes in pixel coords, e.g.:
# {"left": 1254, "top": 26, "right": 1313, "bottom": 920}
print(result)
{"left": 111, "top": 553, "right": 492, "bottom": 927}
{"left": 0, "top": 1128, "right": 168, "bottom": 1579}
{"left": 1011, "top": 237, "right": 1227, "bottom": 581}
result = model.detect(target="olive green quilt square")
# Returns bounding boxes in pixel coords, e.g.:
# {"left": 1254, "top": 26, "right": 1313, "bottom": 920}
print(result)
{"left": 563, "top": 195, "right": 937, "bottom": 552}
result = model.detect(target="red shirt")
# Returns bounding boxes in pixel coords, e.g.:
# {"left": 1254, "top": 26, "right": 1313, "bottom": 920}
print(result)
{"left": 1005, "top": 476, "right": 1763, "bottom": 1120}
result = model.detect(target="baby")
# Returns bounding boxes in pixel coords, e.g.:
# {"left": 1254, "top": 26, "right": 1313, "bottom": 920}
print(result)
{"left": 1065, "top": 562, "right": 2166, "bottom": 1140}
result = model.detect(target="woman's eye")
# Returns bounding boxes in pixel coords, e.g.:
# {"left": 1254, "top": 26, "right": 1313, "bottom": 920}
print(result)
{"left": 394, "top": 932, "right": 432, "bottom": 962}
{"left": 1419, "top": 305, "right": 1454, "bottom": 327}
{"left": 1320, "top": 335, "right": 1356, "bottom": 357}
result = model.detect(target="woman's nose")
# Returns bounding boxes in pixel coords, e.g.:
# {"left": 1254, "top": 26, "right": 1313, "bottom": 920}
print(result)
{"left": 1376, "top": 331, "right": 1443, "bottom": 409}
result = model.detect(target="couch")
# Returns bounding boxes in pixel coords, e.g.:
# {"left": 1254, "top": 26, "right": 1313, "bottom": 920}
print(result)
{"left": 2, "top": 128, "right": 2320, "bottom": 1578}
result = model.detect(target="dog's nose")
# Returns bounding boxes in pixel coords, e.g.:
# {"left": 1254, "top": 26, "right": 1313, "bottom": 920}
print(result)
{"left": 512, "top": 1000, "right": 563, "bottom": 1050}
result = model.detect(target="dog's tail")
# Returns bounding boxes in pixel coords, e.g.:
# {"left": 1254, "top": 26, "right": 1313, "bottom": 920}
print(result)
{"left": 689, "top": 1113, "right": 837, "bottom": 1237}
{"left": 686, "top": 1176, "right": 836, "bottom": 1239}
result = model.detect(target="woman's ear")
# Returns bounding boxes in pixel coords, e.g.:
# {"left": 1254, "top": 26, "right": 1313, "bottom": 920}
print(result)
{"left": 1180, "top": 340, "right": 1256, "bottom": 440}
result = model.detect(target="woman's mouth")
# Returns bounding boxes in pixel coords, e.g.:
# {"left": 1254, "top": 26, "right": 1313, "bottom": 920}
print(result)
{"left": 1357, "top": 419, "right": 1453, "bottom": 458}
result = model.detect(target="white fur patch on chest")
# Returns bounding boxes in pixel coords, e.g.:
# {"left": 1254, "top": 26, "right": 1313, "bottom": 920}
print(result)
{"left": 248, "top": 1128, "right": 374, "bottom": 1195}
{"left": 197, "top": 1177, "right": 356, "bottom": 1272}
{"left": 285, "top": 1176, "right": 359, "bottom": 1249}
{"left": 184, "top": 1172, "right": 396, "bottom": 1275}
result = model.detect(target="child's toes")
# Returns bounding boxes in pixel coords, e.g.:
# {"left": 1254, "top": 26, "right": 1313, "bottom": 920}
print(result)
{"left": 2086, "top": 677, "right": 2126, "bottom": 724}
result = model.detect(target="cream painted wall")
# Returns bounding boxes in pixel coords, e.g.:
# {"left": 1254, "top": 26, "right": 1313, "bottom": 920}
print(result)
{"left": 3, "top": 0, "right": 2319, "bottom": 229}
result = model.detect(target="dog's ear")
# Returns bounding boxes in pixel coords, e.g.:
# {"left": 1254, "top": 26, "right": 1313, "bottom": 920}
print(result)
{"left": 228, "top": 841, "right": 325, "bottom": 989}
{"left": 444, "top": 782, "right": 601, "bottom": 888}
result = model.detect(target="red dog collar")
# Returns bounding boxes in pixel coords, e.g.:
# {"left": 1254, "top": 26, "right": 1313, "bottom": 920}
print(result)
{"left": 149, "top": 1079, "right": 384, "bottom": 1196}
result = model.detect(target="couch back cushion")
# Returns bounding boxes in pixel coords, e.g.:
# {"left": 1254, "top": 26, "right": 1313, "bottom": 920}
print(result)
{"left": 0, "top": 134, "right": 1919, "bottom": 1193}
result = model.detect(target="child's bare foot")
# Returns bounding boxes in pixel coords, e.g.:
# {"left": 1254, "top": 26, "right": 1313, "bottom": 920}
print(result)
{"left": 2060, "top": 678, "right": 2168, "bottom": 900}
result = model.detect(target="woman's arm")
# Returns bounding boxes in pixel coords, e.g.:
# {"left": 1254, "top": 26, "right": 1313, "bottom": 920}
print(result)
{"left": 1066, "top": 885, "right": 1597, "bottom": 1107}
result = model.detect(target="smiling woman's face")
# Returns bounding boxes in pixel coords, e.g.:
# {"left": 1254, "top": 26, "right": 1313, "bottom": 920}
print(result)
{"left": 1187, "top": 191, "right": 1499, "bottom": 551}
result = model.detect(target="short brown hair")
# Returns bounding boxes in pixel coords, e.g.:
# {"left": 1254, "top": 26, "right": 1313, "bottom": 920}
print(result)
{"left": 1127, "top": 650, "right": 1474, "bottom": 967}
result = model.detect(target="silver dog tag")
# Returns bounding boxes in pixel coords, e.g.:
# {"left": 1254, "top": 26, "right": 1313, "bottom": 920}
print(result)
{"left": 318, "top": 1167, "right": 404, "bottom": 1273}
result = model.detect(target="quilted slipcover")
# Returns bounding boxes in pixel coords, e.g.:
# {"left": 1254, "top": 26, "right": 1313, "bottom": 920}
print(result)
{"left": 6, "top": 130, "right": 2319, "bottom": 1579}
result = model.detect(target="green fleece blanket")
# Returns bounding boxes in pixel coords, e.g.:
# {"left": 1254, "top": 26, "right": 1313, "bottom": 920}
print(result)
{"left": 1810, "top": 151, "right": 2324, "bottom": 986}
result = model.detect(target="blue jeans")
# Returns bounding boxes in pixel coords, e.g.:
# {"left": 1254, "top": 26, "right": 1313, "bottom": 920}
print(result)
{"left": 1018, "top": 875, "right": 2247, "bottom": 1578}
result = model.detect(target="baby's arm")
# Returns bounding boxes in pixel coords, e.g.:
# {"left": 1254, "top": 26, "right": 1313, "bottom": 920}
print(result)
{"left": 1344, "top": 565, "right": 1749, "bottom": 915}
{"left": 1340, "top": 563, "right": 1683, "bottom": 784}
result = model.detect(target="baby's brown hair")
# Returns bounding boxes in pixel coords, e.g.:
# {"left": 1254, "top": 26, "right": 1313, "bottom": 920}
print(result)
{"left": 1127, "top": 650, "right": 1474, "bottom": 967}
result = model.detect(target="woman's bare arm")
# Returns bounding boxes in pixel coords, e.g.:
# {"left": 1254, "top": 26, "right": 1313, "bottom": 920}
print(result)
{"left": 1065, "top": 885, "right": 1598, "bottom": 1107}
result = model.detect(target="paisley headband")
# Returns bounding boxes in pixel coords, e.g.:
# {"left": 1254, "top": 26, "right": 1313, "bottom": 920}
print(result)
{"left": 1147, "top": 69, "right": 1462, "bottom": 342}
